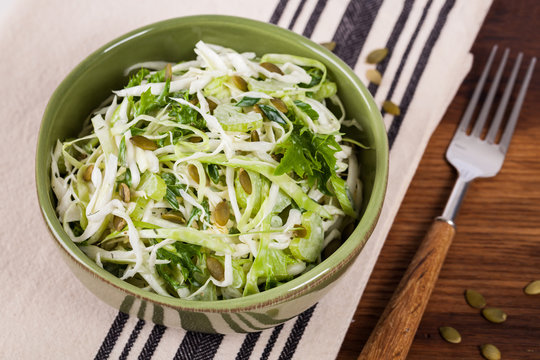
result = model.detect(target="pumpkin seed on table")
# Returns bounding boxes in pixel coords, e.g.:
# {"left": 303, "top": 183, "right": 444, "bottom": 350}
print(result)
{"left": 113, "top": 215, "right": 126, "bottom": 232}
{"left": 366, "top": 69, "right": 382, "bottom": 85}
{"left": 320, "top": 41, "right": 336, "bottom": 51}
{"left": 161, "top": 211, "right": 185, "bottom": 224}
{"left": 188, "top": 164, "right": 200, "bottom": 183}
{"left": 383, "top": 100, "right": 401, "bottom": 116}
{"left": 465, "top": 289, "right": 487, "bottom": 309}
{"left": 118, "top": 182, "right": 130, "bottom": 203}
{"left": 524, "top": 280, "right": 540, "bottom": 295}
{"left": 238, "top": 169, "right": 252, "bottom": 194}
{"left": 438, "top": 326, "right": 462, "bottom": 344}
{"left": 260, "top": 62, "right": 284, "bottom": 75}
{"left": 270, "top": 98, "right": 288, "bottom": 113}
{"left": 366, "top": 48, "right": 389, "bottom": 64}
{"left": 480, "top": 344, "right": 501, "bottom": 360}
{"left": 83, "top": 164, "right": 94, "bottom": 182}
{"left": 214, "top": 201, "right": 230, "bottom": 226}
{"left": 482, "top": 307, "right": 507, "bottom": 323}
{"left": 206, "top": 257, "right": 225, "bottom": 281}
{"left": 231, "top": 75, "right": 248, "bottom": 91}
{"left": 130, "top": 135, "right": 158, "bottom": 151}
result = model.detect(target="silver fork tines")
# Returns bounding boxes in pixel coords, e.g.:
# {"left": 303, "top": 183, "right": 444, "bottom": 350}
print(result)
{"left": 441, "top": 46, "right": 536, "bottom": 223}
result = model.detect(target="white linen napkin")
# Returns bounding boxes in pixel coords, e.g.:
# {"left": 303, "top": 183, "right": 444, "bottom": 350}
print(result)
{"left": 0, "top": 0, "right": 492, "bottom": 359}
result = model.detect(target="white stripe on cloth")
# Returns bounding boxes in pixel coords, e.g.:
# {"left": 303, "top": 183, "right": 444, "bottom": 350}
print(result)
{"left": 0, "top": 0, "right": 492, "bottom": 360}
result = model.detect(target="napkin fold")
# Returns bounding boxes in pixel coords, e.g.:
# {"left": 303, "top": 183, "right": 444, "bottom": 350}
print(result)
{"left": 0, "top": 0, "right": 492, "bottom": 359}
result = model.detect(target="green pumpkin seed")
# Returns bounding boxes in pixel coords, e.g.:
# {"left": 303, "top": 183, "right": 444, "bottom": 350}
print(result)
{"left": 206, "top": 98, "right": 217, "bottom": 113}
{"left": 164, "top": 63, "right": 172, "bottom": 81}
{"left": 366, "top": 48, "right": 389, "bottom": 64}
{"left": 320, "top": 41, "right": 336, "bottom": 51}
{"left": 231, "top": 75, "right": 248, "bottom": 91}
{"left": 130, "top": 135, "right": 158, "bottom": 151}
{"left": 188, "top": 136, "right": 203, "bottom": 143}
{"left": 161, "top": 211, "right": 185, "bottom": 224}
{"left": 260, "top": 62, "right": 284, "bottom": 75}
{"left": 465, "top": 289, "right": 486, "bottom": 309}
{"left": 206, "top": 257, "right": 225, "bottom": 281}
{"left": 366, "top": 69, "right": 382, "bottom": 85}
{"left": 214, "top": 201, "right": 230, "bottom": 226}
{"left": 270, "top": 98, "right": 288, "bottom": 113}
{"left": 438, "top": 326, "right": 461, "bottom": 344}
{"left": 83, "top": 164, "right": 94, "bottom": 182}
{"left": 250, "top": 130, "right": 260, "bottom": 142}
{"left": 188, "top": 164, "right": 200, "bottom": 184}
{"left": 480, "top": 344, "right": 501, "bottom": 360}
{"left": 524, "top": 280, "right": 540, "bottom": 295}
{"left": 293, "top": 226, "right": 307, "bottom": 238}
{"left": 118, "top": 182, "right": 130, "bottom": 203}
{"left": 482, "top": 307, "right": 507, "bottom": 324}
{"left": 113, "top": 215, "right": 126, "bottom": 232}
{"left": 238, "top": 169, "right": 252, "bottom": 195}
{"left": 383, "top": 100, "right": 401, "bottom": 116}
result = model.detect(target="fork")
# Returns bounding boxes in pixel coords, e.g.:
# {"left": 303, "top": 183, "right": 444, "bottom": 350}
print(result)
{"left": 358, "top": 46, "right": 536, "bottom": 360}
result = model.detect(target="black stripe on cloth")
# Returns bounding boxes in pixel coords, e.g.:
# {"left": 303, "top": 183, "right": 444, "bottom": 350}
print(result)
{"left": 288, "top": 0, "right": 307, "bottom": 29}
{"left": 119, "top": 300, "right": 147, "bottom": 360}
{"left": 381, "top": 0, "right": 434, "bottom": 105}
{"left": 119, "top": 319, "right": 145, "bottom": 360}
{"left": 387, "top": 0, "right": 456, "bottom": 148}
{"left": 367, "top": 0, "right": 415, "bottom": 95}
{"left": 137, "top": 325, "right": 166, "bottom": 360}
{"left": 277, "top": 305, "right": 317, "bottom": 360}
{"left": 173, "top": 332, "right": 225, "bottom": 360}
{"left": 94, "top": 296, "right": 134, "bottom": 360}
{"left": 138, "top": 304, "right": 166, "bottom": 359}
{"left": 332, "top": 0, "right": 384, "bottom": 68}
{"left": 302, "top": 0, "right": 327, "bottom": 38}
{"left": 269, "top": 0, "right": 289, "bottom": 24}
{"left": 235, "top": 332, "right": 262, "bottom": 360}
{"left": 260, "top": 324, "right": 284, "bottom": 360}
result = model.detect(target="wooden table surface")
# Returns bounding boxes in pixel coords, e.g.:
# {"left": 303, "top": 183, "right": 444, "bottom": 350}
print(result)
{"left": 338, "top": 1, "right": 540, "bottom": 359}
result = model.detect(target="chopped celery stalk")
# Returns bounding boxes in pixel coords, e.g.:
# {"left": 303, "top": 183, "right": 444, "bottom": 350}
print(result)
{"left": 289, "top": 212, "right": 324, "bottom": 262}
{"left": 214, "top": 104, "right": 263, "bottom": 132}
{"left": 138, "top": 172, "right": 166, "bottom": 201}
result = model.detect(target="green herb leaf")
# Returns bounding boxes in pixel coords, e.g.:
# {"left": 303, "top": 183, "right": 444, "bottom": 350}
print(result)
{"left": 274, "top": 127, "right": 341, "bottom": 195}
{"left": 169, "top": 100, "right": 205, "bottom": 130}
{"left": 258, "top": 104, "right": 287, "bottom": 126}
{"left": 299, "top": 67, "right": 323, "bottom": 88}
{"left": 235, "top": 97, "right": 260, "bottom": 107}
{"left": 127, "top": 68, "right": 149, "bottom": 88}
{"left": 293, "top": 100, "right": 319, "bottom": 120}
{"left": 118, "top": 136, "right": 127, "bottom": 167}
{"left": 161, "top": 172, "right": 186, "bottom": 210}
{"left": 207, "top": 164, "right": 220, "bottom": 184}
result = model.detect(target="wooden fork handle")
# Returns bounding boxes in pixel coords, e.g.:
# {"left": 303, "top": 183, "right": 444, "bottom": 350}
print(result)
{"left": 358, "top": 218, "right": 455, "bottom": 360}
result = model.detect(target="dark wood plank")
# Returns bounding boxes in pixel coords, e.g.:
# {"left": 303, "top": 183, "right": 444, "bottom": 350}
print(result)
{"left": 338, "top": 0, "right": 540, "bottom": 358}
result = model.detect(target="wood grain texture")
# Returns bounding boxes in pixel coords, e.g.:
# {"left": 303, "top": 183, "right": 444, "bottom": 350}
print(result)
{"left": 338, "top": 0, "right": 540, "bottom": 359}
{"left": 358, "top": 220, "right": 455, "bottom": 360}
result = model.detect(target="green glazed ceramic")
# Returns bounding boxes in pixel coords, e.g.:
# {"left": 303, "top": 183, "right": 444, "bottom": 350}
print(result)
{"left": 36, "top": 15, "right": 388, "bottom": 333}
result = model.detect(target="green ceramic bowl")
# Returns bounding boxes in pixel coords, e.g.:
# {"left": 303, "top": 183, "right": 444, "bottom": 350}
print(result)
{"left": 36, "top": 15, "right": 388, "bottom": 333}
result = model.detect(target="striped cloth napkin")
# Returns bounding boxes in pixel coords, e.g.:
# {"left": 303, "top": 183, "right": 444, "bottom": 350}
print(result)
{"left": 0, "top": 0, "right": 492, "bottom": 359}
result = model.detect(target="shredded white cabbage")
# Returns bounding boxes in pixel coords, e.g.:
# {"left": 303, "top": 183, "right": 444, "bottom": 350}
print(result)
{"left": 50, "top": 41, "right": 364, "bottom": 300}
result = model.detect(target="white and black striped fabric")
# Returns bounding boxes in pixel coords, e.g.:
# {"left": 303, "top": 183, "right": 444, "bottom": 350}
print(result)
{"left": 0, "top": 0, "right": 492, "bottom": 359}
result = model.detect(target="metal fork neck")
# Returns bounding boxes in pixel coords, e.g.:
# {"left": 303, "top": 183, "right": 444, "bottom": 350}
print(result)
{"left": 440, "top": 175, "right": 471, "bottom": 224}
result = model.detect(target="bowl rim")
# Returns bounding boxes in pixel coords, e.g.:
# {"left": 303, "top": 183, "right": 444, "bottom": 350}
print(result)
{"left": 36, "top": 14, "right": 388, "bottom": 312}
